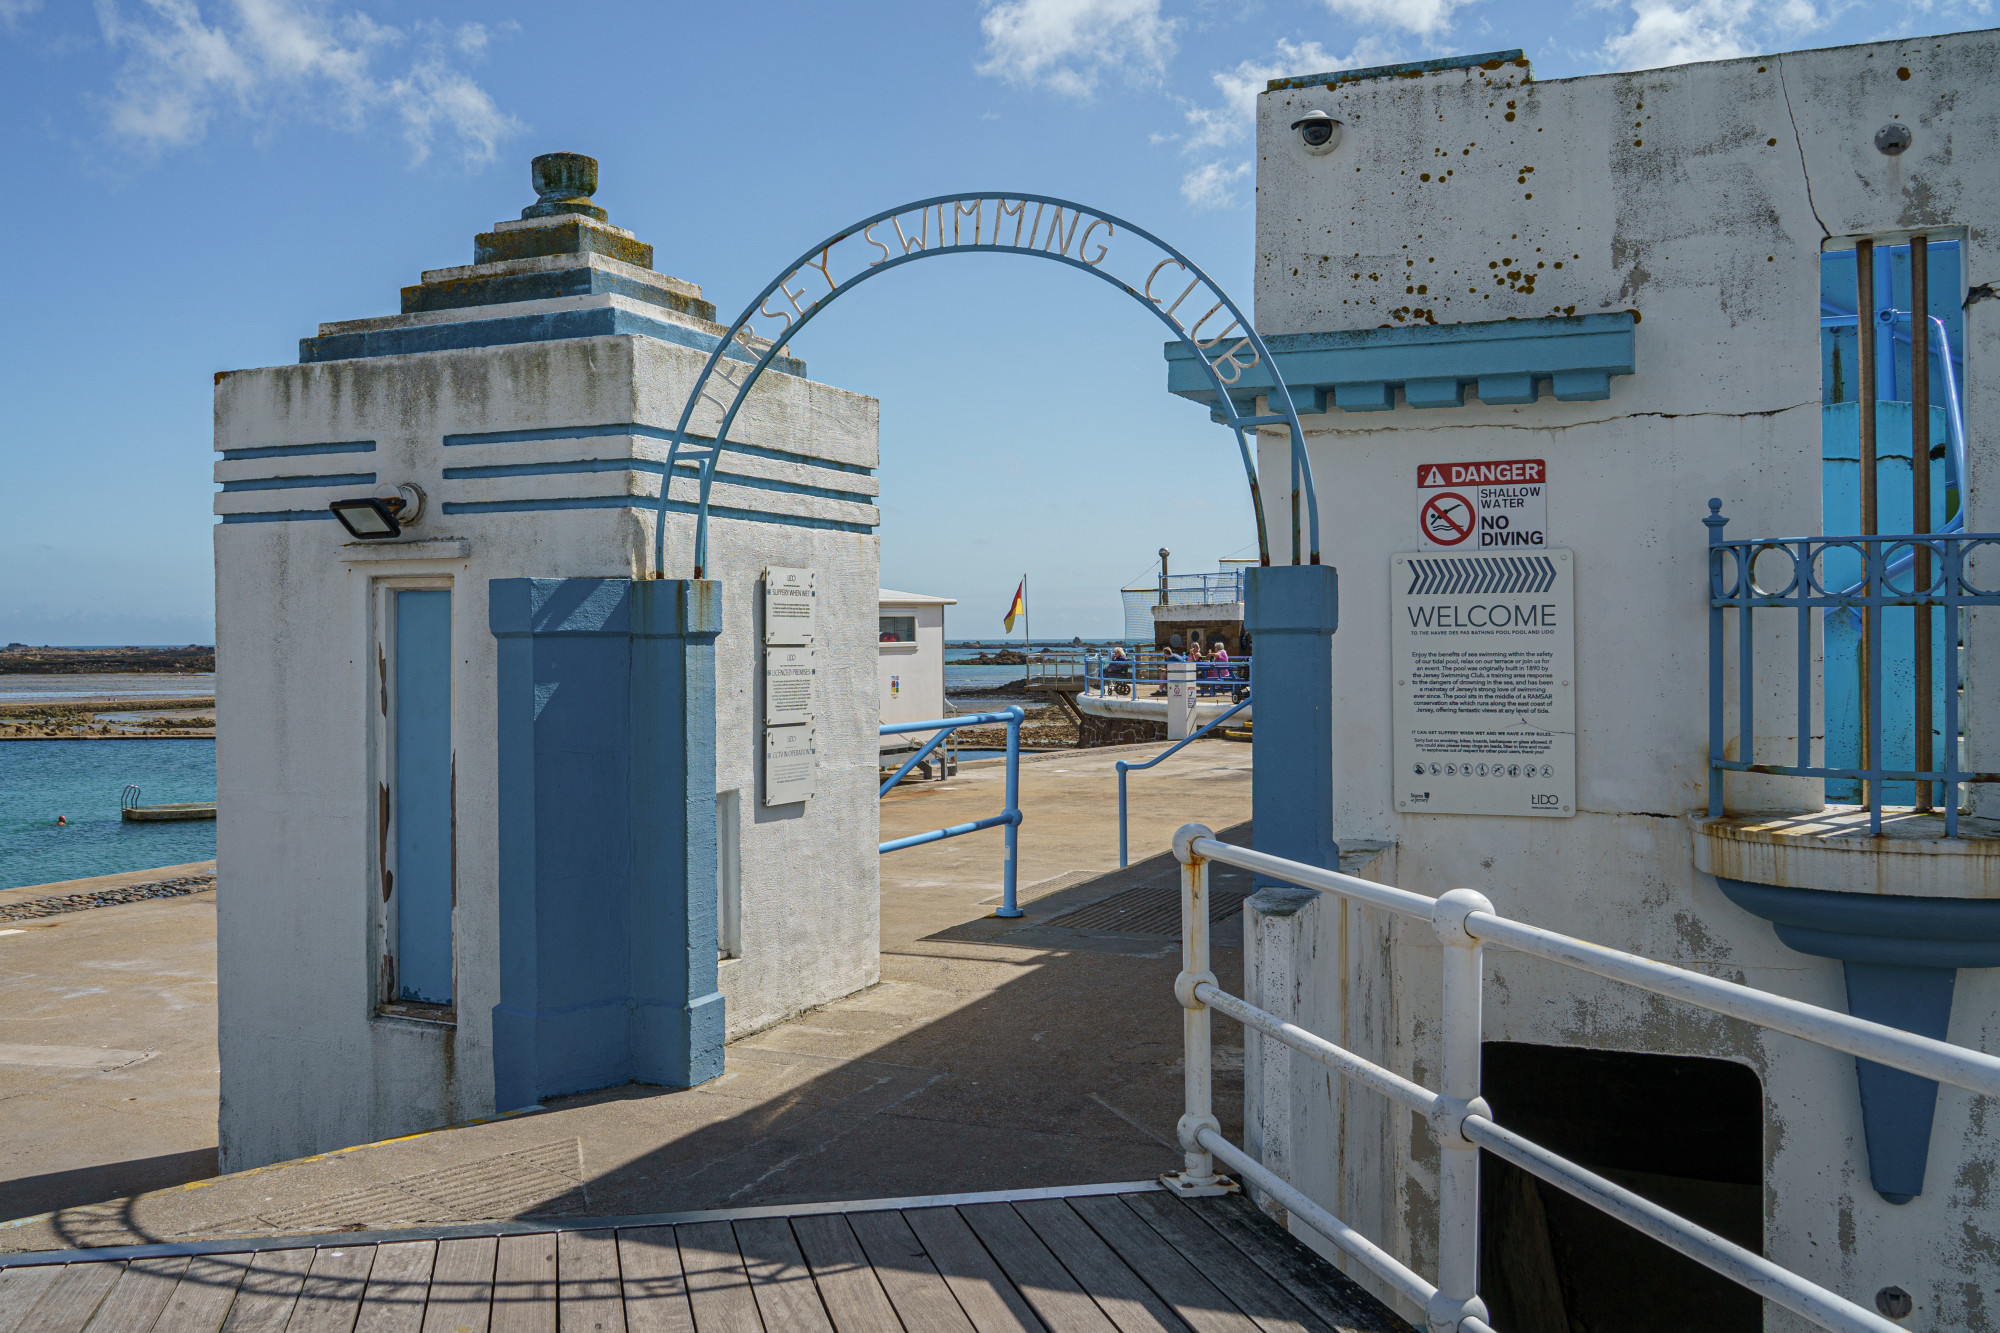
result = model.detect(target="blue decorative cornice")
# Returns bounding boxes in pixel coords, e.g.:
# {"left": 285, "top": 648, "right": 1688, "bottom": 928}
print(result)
{"left": 300, "top": 305, "right": 806, "bottom": 378}
{"left": 1716, "top": 877, "right": 2000, "bottom": 1203}
{"left": 1163, "top": 312, "right": 1635, "bottom": 419}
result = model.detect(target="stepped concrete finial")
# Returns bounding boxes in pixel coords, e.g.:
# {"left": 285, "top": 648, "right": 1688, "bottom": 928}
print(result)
{"left": 522, "top": 152, "right": 607, "bottom": 222}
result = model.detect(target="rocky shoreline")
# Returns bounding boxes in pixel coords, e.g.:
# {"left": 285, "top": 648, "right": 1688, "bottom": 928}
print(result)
{"left": 0, "top": 698, "right": 216, "bottom": 741}
{"left": 0, "top": 872, "right": 216, "bottom": 921}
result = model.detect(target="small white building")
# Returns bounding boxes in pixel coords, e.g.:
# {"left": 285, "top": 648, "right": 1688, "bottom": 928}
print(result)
{"left": 212, "top": 155, "right": 884, "bottom": 1170}
{"left": 877, "top": 588, "right": 954, "bottom": 733}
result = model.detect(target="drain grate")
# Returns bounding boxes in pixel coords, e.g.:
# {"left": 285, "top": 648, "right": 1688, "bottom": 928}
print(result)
{"left": 1045, "top": 880, "right": 1253, "bottom": 937}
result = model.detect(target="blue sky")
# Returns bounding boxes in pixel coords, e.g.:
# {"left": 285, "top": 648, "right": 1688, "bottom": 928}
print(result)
{"left": 0, "top": 0, "right": 1986, "bottom": 644}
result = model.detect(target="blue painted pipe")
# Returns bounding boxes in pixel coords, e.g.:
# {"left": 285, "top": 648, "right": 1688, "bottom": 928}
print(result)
{"left": 879, "top": 706, "right": 1025, "bottom": 918}
{"left": 1115, "top": 695, "right": 1252, "bottom": 867}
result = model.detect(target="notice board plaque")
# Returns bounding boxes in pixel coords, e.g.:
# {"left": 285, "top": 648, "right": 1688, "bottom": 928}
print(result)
{"left": 1392, "top": 550, "right": 1575, "bottom": 817}
{"left": 765, "top": 645, "right": 817, "bottom": 726}
{"left": 763, "top": 567, "right": 817, "bottom": 645}
{"left": 764, "top": 723, "right": 817, "bottom": 806}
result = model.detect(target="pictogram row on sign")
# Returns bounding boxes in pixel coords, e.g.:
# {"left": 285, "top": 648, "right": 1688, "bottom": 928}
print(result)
{"left": 1406, "top": 555, "right": 1557, "bottom": 596}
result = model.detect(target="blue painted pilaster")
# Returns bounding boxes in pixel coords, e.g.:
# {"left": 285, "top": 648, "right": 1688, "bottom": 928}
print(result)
{"left": 1715, "top": 877, "right": 2000, "bottom": 1202}
{"left": 490, "top": 577, "right": 722, "bottom": 1112}
{"left": 1244, "top": 565, "right": 1339, "bottom": 886}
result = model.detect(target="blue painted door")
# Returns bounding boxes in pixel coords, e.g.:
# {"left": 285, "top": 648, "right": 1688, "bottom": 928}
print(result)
{"left": 395, "top": 589, "right": 455, "bottom": 1004}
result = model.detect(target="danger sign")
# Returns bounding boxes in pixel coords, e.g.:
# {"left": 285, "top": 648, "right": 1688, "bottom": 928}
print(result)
{"left": 1417, "top": 458, "right": 1548, "bottom": 551}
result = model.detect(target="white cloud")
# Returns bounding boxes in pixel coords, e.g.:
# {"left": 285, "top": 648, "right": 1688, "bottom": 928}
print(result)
{"left": 1598, "top": 0, "right": 1825, "bottom": 70}
{"left": 92, "top": 0, "right": 521, "bottom": 165}
{"left": 976, "top": 0, "right": 1180, "bottom": 98}
{"left": 1175, "top": 36, "right": 1398, "bottom": 210}
{"left": 0, "top": 0, "right": 45, "bottom": 29}
{"left": 1318, "top": 0, "right": 1473, "bottom": 39}
{"left": 1181, "top": 158, "right": 1250, "bottom": 209}
{"left": 1182, "top": 38, "right": 1338, "bottom": 152}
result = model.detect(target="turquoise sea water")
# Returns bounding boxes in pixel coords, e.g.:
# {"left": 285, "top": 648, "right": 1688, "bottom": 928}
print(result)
{"left": 0, "top": 740, "right": 216, "bottom": 890}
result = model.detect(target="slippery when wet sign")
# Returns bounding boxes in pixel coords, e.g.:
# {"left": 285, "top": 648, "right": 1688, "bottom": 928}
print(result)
{"left": 1417, "top": 458, "right": 1549, "bottom": 551}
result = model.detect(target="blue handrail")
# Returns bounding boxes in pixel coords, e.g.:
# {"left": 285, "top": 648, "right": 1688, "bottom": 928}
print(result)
{"left": 880, "top": 707, "right": 1025, "bottom": 917}
{"left": 1114, "top": 695, "right": 1252, "bottom": 866}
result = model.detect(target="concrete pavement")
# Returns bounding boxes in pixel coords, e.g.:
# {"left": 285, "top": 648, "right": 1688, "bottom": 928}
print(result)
{"left": 1, "top": 739, "right": 1255, "bottom": 1253}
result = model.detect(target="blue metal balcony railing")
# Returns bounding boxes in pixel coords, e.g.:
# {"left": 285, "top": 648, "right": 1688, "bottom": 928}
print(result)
{"left": 1705, "top": 500, "right": 2000, "bottom": 835}
{"left": 1160, "top": 571, "right": 1246, "bottom": 605}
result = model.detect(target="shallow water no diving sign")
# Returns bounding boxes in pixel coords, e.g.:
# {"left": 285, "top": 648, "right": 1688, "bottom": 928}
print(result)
{"left": 1418, "top": 459, "right": 1548, "bottom": 550}
{"left": 1391, "top": 549, "right": 1575, "bottom": 818}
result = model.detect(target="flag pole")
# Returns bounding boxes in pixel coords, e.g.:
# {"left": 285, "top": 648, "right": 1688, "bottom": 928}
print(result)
{"left": 1022, "top": 573, "right": 1030, "bottom": 657}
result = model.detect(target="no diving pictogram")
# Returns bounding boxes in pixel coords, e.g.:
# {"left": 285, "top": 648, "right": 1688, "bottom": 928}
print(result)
{"left": 1421, "top": 491, "right": 1475, "bottom": 546}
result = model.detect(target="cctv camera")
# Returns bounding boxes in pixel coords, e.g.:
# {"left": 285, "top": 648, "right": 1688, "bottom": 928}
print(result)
{"left": 1291, "top": 110, "right": 1342, "bottom": 155}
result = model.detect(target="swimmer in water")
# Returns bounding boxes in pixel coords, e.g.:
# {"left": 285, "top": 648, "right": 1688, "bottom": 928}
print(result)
{"left": 56, "top": 815, "right": 67, "bottom": 826}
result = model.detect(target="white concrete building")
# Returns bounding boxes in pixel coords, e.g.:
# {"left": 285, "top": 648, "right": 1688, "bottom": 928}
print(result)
{"left": 877, "top": 588, "right": 954, "bottom": 735}
{"left": 213, "top": 154, "right": 883, "bottom": 1170}
{"left": 1167, "top": 31, "right": 2000, "bottom": 1332}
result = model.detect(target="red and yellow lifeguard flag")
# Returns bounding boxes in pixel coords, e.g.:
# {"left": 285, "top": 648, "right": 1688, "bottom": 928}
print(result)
{"left": 1003, "top": 581, "right": 1025, "bottom": 633}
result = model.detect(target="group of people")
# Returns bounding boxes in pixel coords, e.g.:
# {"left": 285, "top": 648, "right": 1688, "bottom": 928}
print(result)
{"left": 1095, "top": 642, "right": 1238, "bottom": 694}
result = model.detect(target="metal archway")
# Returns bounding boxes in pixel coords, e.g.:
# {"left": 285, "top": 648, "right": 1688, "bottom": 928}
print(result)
{"left": 653, "top": 192, "right": 1320, "bottom": 577}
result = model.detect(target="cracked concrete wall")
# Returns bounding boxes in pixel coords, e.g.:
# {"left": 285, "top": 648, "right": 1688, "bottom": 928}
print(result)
{"left": 1248, "top": 30, "right": 2000, "bottom": 1330}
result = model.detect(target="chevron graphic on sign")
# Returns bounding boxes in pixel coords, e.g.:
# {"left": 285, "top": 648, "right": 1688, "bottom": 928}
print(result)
{"left": 1406, "top": 555, "right": 1557, "bottom": 596}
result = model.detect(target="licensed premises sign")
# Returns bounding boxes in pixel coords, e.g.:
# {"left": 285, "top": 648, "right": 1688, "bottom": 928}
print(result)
{"left": 1391, "top": 550, "right": 1575, "bottom": 817}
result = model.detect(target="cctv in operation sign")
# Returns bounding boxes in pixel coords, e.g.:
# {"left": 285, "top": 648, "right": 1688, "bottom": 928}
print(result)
{"left": 1391, "top": 549, "right": 1575, "bottom": 818}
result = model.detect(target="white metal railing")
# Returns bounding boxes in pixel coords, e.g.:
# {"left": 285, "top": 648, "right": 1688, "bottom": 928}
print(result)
{"left": 1164, "top": 825, "right": 2000, "bottom": 1333}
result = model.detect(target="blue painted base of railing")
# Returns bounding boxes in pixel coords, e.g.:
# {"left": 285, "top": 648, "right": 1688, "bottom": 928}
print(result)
{"left": 1244, "top": 565, "right": 1340, "bottom": 888}
{"left": 880, "top": 708, "right": 1024, "bottom": 917}
{"left": 1716, "top": 875, "right": 2000, "bottom": 1202}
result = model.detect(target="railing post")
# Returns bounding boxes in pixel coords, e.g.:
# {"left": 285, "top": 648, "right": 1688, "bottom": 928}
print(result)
{"left": 1428, "top": 888, "right": 1495, "bottom": 1333}
{"left": 1705, "top": 501, "right": 1729, "bottom": 817}
{"left": 1165, "top": 823, "right": 1233, "bottom": 1196}
{"left": 1117, "top": 762, "right": 1131, "bottom": 868}
{"left": 998, "top": 706, "right": 1023, "bottom": 918}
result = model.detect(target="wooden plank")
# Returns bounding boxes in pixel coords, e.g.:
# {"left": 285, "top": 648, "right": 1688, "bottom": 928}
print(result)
{"left": 1179, "top": 1198, "right": 1412, "bottom": 1333}
{"left": 83, "top": 1256, "right": 190, "bottom": 1333}
{"left": 490, "top": 1235, "right": 556, "bottom": 1333}
{"left": 789, "top": 1215, "right": 900, "bottom": 1333}
{"left": 900, "top": 1208, "right": 1042, "bottom": 1333}
{"left": 957, "top": 1203, "right": 1118, "bottom": 1333}
{"left": 289, "top": 1246, "right": 379, "bottom": 1333}
{"left": 844, "top": 1211, "right": 976, "bottom": 1333}
{"left": 1067, "top": 1198, "right": 1260, "bottom": 1333}
{"left": 12, "top": 1263, "right": 123, "bottom": 1333}
{"left": 420, "top": 1236, "right": 497, "bottom": 1333}
{"left": 218, "top": 1247, "right": 315, "bottom": 1333}
{"left": 556, "top": 1231, "right": 625, "bottom": 1333}
{"left": 0, "top": 1267, "right": 64, "bottom": 1333}
{"left": 355, "top": 1242, "right": 436, "bottom": 1333}
{"left": 1012, "top": 1202, "right": 1186, "bottom": 1333}
{"left": 1119, "top": 1196, "right": 1329, "bottom": 1333}
{"left": 669, "top": 1222, "right": 761, "bottom": 1333}
{"left": 730, "top": 1219, "right": 830, "bottom": 1333}
{"left": 151, "top": 1252, "right": 254, "bottom": 1333}
{"left": 612, "top": 1229, "right": 693, "bottom": 1333}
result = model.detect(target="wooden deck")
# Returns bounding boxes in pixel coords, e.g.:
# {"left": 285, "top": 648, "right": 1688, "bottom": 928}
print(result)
{"left": 0, "top": 1184, "right": 1412, "bottom": 1333}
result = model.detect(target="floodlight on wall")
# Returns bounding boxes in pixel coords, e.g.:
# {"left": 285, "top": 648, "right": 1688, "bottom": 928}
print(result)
{"left": 329, "top": 483, "right": 425, "bottom": 540}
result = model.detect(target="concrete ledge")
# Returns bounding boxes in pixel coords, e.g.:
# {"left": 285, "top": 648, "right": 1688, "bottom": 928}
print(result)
{"left": 1691, "top": 808, "right": 2000, "bottom": 899}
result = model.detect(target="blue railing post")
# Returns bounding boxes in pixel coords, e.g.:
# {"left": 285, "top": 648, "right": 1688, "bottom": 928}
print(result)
{"left": 1705, "top": 500, "right": 1730, "bottom": 818}
{"left": 1115, "top": 693, "right": 1254, "bottom": 867}
{"left": 1000, "top": 707, "right": 1022, "bottom": 917}
{"left": 879, "top": 707, "right": 1025, "bottom": 916}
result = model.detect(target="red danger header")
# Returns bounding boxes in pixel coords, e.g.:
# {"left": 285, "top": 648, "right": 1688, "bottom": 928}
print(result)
{"left": 1417, "top": 459, "right": 1545, "bottom": 488}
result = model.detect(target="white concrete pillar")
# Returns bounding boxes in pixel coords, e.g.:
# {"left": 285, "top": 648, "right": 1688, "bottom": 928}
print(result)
{"left": 1167, "top": 661, "right": 1197, "bottom": 739}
